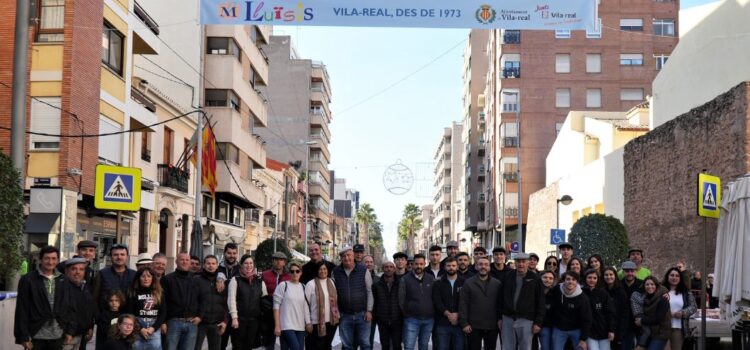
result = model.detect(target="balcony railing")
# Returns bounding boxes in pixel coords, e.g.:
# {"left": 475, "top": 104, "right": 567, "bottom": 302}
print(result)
{"left": 131, "top": 87, "right": 156, "bottom": 112}
{"left": 505, "top": 207, "right": 519, "bottom": 217}
{"left": 503, "top": 172, "right": 519, "bottom": 182}
{"left": 502, "top": 67, "right": 520, "bottom": 78}
{"left": 134, "top": 1, "right": 160, "bottom": 35}
{"left": 503, "top": 30, "right": 521, "bottom": 44}
{"left": 141, "top": 149, "right": 151, "bottom": 162}
{"left": 502, "top": 103, "right": 519, "bottom": 112}
{"left": 157, "top": 164, "right": 189, "bottom": 193}
{"left": 264, "top": 216, "right": 276, "bottom": 228}
{"left": 503, "top": 137, "right": 519, "bottom": 147}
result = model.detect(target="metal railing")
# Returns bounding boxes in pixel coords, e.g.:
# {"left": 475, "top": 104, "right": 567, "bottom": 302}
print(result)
{"left": 503, "top": 137, "right": 519, "bottom": 147}
{"left": 131, "top": 87, "right": 156, "bottom": 112}
{"left": 157, "top": 164, "right": 189, "bottom": 193}
{"left": 503, "top": 30, "right": 521, "bottom": 44}
{"left": 503, "top": 172, "right": 519, "bottom": 182}
{"left": 502, "top": 67, "right": 520, "bottom": 78}
{"left": 133, "top": 1, "right": 160, "bottom": 35}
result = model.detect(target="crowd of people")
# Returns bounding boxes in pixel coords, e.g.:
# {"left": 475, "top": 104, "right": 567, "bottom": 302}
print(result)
{"left": 14, "top": 239, "right": 713, "bottom": 350}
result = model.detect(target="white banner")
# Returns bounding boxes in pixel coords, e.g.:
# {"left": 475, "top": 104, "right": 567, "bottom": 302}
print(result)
{"left": 200, "top": 0, "right": 597, "bottom": 30}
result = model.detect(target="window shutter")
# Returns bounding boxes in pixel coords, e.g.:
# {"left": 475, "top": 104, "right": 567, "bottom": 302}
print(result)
{"left": 556, "top": 88, "right": 571, "bottom": 108}
{"left": 30, "top": 98, "right": 62, "bottom": 147}
{"left": 620, "top": 89, "right": 644, "bottom": 101}
{"left": 98, "top": 116, "right": 123, "bottom": 164}
{"left": 620, "top": 18, "right": 643, "bottom": 27}
{"left": 586, "top": 54, "right": 601, "bottom": 73}
{"left": 587, "top": 89, "right": 602, "bottom": 108}
{"left": 556, "top": 54, "right": 571, "bottom": 73}
{"left": 620, "top": 53, "right": 643, "bottom": 60}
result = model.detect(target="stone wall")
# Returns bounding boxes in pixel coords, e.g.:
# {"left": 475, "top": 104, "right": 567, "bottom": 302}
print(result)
{"left": 526, "top": 181, "right": 559, "bottom": 256}
{"left": 623, "top": 82, "right": 750, "bottom": 275}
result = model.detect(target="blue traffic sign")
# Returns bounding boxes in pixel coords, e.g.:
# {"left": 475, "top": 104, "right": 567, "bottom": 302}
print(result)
{"left": 511, "top": 241, "right": 520, "bottom": 252}
{"left": 550, "top": 229, "right": 566, "bottom": 245}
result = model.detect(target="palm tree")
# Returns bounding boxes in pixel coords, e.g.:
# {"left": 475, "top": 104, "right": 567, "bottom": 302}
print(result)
{"left": 398, "top": 203, "right": 422, "bottom": 255}
{"left": 356, "top": 203, "right": 377, "bottom": 254}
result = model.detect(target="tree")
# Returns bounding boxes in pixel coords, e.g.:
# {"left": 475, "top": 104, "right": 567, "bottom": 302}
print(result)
{"left": 569, "top": 213, "right": 629, "bottom": 267}
{"left": 398, "top": 203, "right": 422, "bottom": 255}
{"left": 253, "top": 238, "right": 292, "bottom": 272}
{"left": 0, "top": 151, "right": 24, "bottom": 287}
{"left": 356, "top": 203, "right": 376, "bottom": 254}
{"left": 369, "top": 221, "right": 385, "bottom": 266}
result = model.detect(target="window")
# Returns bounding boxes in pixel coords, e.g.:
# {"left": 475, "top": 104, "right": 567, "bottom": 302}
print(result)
{"left": 30, "top": 98, "right": 61, "bottom": 150}
{"left": 37, "top": 0, "right": 65, "bottom": 42}
{"left": 232, "top": 206, "right": 243, "bottom": 226}
{"left": 207, "top": 37, "right": 241, "bottom": 61}
{"left": 620, "top": 54, "right": 644, "bottom": 66}
{"left": 555, "top": 29, "right": 571, "bottom": 38}
{"left": 586, "top": 18, "right": 602, "bottom": 39}
{"left": 555, "top": 54, "right": 571, "bottom": 73}
{"left": 586, "top": 54, "right": 601, "bottom": 73}
{"left": 620, "top": 18, "right": 644, "bottom": 31}
{"left": 556, "top": 88, "right": 571, "bottom": 108}
{"left": 249, "top": 67, "right": 258, "bottom": 88}
{"left": 141, "top": 132, "right": 151, "bottom": 162}
{"left": 218, "top": 201, "right": 230, "bottom": 222}
{"left": 102, "top": 21, "right": 124, "bottom": 75}
{"left": 216, "top": 142, "right": 239, "bottom": 164}
{"left": 500, "top": 90, "right": 519, "bottom": 112}
{"left": 202, "top": 195, "right": 214, "bottom": 218}
{"left": 655, "top": 55, "right": 669, "bottom": 70}
{"left": 163, "top": 127, "right": 173, "bottom": 165}
{"left": 205, "top": 89, "right": 240, "bottom": 111}
{"left": 502, "top": 59, "right": 520, "bottom": 78}
{"left": 653, "top": 19, "right": 675, "bottom": 36}
{"left": 556, "top": 122, "right": 564, "bottom": 135}
{"left": 98, "top": 116, "right": 123, "bottom": 165}
{"left": 620, "top": 88, "right": 645, "bottom": 101}
{"left": 586, "top": 89, "right": 602, "bottom": 108}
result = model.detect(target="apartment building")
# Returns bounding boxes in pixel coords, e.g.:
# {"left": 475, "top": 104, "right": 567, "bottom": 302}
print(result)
{"left": 461, "top": 30, "right": 490, "bottom": 247}
{"left": 0, "top": 0, "right": 167, "bottom": 263}
{"left": 258, "top": 35, "right": 334, "bottom": 245}
{"left": 330, "top": 174, "right": 360, "bottom": 257}
{"left": 432, "top": 122, "right": 464, "bottom": 246}
{"left": 416, "top": 204, "right": 434, "bottom": 254}
{"left": 484, "top": 0, "right": 679, "bottom": 250}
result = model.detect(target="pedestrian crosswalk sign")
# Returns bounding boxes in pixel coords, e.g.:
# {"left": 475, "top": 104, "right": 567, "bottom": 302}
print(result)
{"left": 697, "top": 173, "right": 720, "bottom": 218}
{"left": 95, "top": 165, "right": 142, "bottom": 211}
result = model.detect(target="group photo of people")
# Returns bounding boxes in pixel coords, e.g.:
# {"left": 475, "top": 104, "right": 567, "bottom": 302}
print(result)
{"left": 14, "top": 238, "right": 715, "bottom": 350}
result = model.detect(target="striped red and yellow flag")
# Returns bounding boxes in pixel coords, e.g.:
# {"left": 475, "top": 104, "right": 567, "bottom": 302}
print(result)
{"left": 202, "top": 126, "right": 217, "bottom": 198}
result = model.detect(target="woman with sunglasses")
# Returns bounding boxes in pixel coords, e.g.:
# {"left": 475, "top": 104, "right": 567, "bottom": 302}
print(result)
{"left": 274, "top": 261, "right": 312, "bottom": 350}
{"left": 602, "top": 267, "right": 629, "bottom": 350}
{"left": 543, "top": 256, "right": 560, "bottom": 275}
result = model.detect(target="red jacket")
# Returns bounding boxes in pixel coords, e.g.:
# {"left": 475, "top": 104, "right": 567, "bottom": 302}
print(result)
{"left": 261, "top": 269, "right": 290, "bottom": 295}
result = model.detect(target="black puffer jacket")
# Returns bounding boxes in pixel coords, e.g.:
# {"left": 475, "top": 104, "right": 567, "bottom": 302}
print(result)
{"left": 195, "top": 271, "right": 227, "bottom": 324}
{"left": 583, "top": 286, "right": 616, "bottom": 340}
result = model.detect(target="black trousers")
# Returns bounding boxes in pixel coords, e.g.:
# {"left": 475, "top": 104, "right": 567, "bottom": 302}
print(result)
{"left": 230, "top": 319, "right": 260, "bottom": 350}
{"left": 32, "top": 338, "right": 63, "bottom": 350}
{"left": 195, "top": 323, "right": 223, "bottom": 350}
{"left": 220, "top": 325, "right": 231, "bottom": 350}
{"left": 377, "top": 321, "right": 403, "bottom": 350}
{"left": 468, "top": 329, "right": 498, "bottom": 350}
{"left": 305, "top": 322, "right": 337, "bottom": 350}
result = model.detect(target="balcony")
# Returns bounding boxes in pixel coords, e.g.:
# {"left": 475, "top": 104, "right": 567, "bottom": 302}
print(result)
{"left": 502, "top": 102, "right": 519, "bottom": 113}
{"left": 249, "top": 208, "right": 260, "bottom": 223}
{"left": 204, "top": 54, "right": 268, "bottom": 126}
{"left": 478, "top": 193, "right": 486, "bottom": 202}
{"left": 205, "top": 26, "right": 269, "bottom": 89}
{"left": 444, "top": 158, "right": 452, "bottom": 169}
{"left": 503, "top": 172, "right": 519, "bottom": 182}
{"left": 157, "top": 164, "right": 189, "bottom": 193}
{"left": 310, "top": 107, "right": 331, "bottom": 140}
{"left": 502, "top": 67, "right": 520, "bottom": 78}
{"left": 128, "top": 87, "right": 157, "bottom": 131}
{"left": 210, "top": 107, "right": 266, "bottom": 166}
{"left": 131, "top": 1, "right": 159, "bottom": 54}
{"left": 478, "top": 112, "right": 486, "bottom": 131}
{"left": 503, "top": 137, "right": 519, "bottom": 148}
{"left": 503, "top": 30, "right": 521, "bottom": 44}
{"left": 478, "top": 139, "right": 486, "bottom": 157}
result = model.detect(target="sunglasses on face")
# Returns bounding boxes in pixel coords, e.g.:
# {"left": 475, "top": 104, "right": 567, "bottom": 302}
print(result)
{"left": 290, "top": 269, "right": 301, "bottom": 274}
{"left": 547, "top": 262, "right": 557, "bottom": 266}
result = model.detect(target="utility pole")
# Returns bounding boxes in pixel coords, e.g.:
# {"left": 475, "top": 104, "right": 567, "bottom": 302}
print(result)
{"left": 191, "top": 113, "right": 203, "bottom": 256}
{"left": 11, "top": 0, "right": 31, "bottom": 180}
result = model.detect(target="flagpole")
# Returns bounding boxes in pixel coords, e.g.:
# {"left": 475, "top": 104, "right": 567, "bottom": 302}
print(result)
{"left": 192, "top": 113, "right": 203, "bottom": 254}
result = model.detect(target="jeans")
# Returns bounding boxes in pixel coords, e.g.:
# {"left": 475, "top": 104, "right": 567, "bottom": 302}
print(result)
{"left": 167, "top": 319, "right": 198, "bottom": 350}
{"left": 403, "top": 318, "right": 434, "bottom": 350}
{"left": 134, "top": 332, "right": 162, "bottom": 350}
{"left": 646, "top": 339, "right": 667, "bottom": 350}
{"left": 552, "top": 328, "right": 581, "bottom": 350}
{"left": 339, "top": 312, "right": 372, "bottom": 350}
{"left": 539, "top": 327, "right": 554, "bottom": 350}
{"left": 501, "top": 316, "right": 534, "bottom": 350}
{"left": 467, "top": 329, "right": 498, "bottom": 350}
{"left": 377, "top": 321, "right": 403, "bottom": 350}
{"left": 280, "top": 330, "right": 305, "bottom": 350}
{"left": 195, "top": 324, "right": 222, "bottom": 350}
{"left": 436, "top": 324, "right": 464, "bottom": 350}
{"left": 587, "top": 338, "right": 611, "bottom": 350}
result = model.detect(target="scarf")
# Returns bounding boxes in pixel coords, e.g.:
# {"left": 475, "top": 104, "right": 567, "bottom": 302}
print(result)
{"left": 560, "top": 282, "right": 583, "bottom": 302}
{"left": 241, "top": 268, "right": 257, "bottom": 282}
{"left": 314, "top": 277, "right": 339, "bottom": 336}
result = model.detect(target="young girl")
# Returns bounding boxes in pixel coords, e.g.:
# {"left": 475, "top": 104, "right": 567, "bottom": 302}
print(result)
{"left": 106, "top": 314, "right": 138, "bottom": 350}
{"left": 127, "top": 267, "right": 165, "bottom": 350}
{"left": 96, "top": 290, "right": 125, "bottom": 350}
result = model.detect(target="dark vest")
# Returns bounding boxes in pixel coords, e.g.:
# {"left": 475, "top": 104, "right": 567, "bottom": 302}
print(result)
{"left": 333, "top": 264, "right": 368, "bottom": 314}
{"left": 235, "top": 275, "right": 263, "bottom": 321}
{"left": 402, "top": 273, "right": 435, "bottom": 319}
{"left": 98, "top": 267, "right": 135, "bottom": 306}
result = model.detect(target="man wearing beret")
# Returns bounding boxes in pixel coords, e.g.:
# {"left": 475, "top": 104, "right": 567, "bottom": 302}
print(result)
{"left": 498, "top": 253, "right": 544, "bottom": 350}
{"left": 60, "top": 258, "right": 95, "bottom": 350}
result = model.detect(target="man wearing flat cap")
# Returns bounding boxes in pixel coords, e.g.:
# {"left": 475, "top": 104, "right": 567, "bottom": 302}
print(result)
{"left": 332, "top": 245, "right": 374, "bottom": 349}
{"left": 58, "top": 240, "right": 99, "bottom": 293}
{"left": 557, "top": 242, "right": 574, "bottom": 277}
{"left": 617, "top": 248, "right": 652, "bottom": 280}
{"left": 353, "top": 244, "right": 366, "bottom": 264}
{"left": 498, "top": 253, "right": 545, "bottom": 350}
{"left": 440, "top": 241, "right": 460, "bottom": 269}
{"left": 60, "top": 258, "right": 95, "bottom": 350}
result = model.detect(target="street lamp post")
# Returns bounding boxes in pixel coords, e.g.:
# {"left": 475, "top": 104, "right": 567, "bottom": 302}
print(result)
{"left": 556, "top": 195, "right": 573, "bottom": 229}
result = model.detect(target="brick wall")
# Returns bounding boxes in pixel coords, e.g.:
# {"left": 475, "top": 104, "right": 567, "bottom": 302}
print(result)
{"left": 623, "top": 81, "right": 750, "bottom": 275}
{"left": 58, "top": 0, "right": 104, "bottom": 195}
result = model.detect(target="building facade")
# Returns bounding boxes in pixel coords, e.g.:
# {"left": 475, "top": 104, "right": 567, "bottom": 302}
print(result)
{"left": 258, "top": 35, "right": 334, "bottom": 245}
{"left": 432, "top": 122, "right": 465, "bottom": 246}
{"left": 484, "top": 0, "right": 679, "bottom": 250}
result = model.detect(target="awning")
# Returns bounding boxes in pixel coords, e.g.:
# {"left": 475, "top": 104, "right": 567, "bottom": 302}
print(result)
{"left": 291, "top": 249, "right": 311, "bottom": 262}
{"left": 24, "top": 213, "right": 60, "bottom": 234}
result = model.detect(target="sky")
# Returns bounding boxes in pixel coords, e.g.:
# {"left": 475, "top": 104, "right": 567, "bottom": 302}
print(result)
{"left": 275, "top": 0, "right": 718, "bottom": 258}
